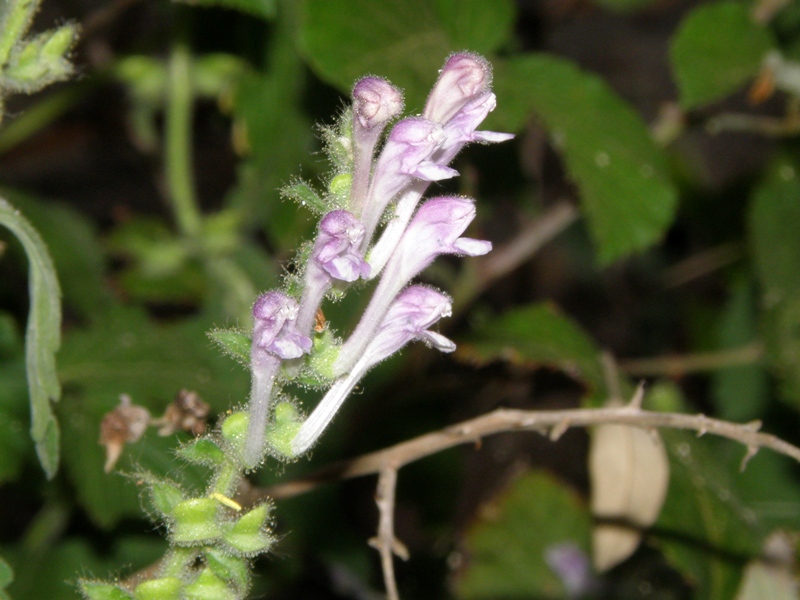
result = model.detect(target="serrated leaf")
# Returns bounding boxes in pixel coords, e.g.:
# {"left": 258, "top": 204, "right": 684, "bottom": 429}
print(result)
{"left": 457, "top": 303, "right": 607, "bottom": 405}
{"left": 590, "top": 423, "right": 670, "bottom": 571}
{"left": 456, "top": 470, "right": 592, "bottom": 599}
{"left": 0, "top": 197, "right": 61, "bottom": 478}
{"left": 207, "top": 328, "right": 251, "bottom": 368}
{"left": 494, "top": 55, "right": 678, "bottom": 263}
{"left": 299, "top": 0, "right": 515, "bottom": 110}
{"left": 670, "top": 1, "right": 775, "bottom": 109}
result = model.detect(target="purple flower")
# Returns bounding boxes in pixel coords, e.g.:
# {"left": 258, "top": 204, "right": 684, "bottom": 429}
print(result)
{"left": 360, "top": 117, "right": 458, "bottom": 244}
{"left": 291, "top": 286, "right": 454, "bottom": 455}
{"left": 350, "top": 77, "right": 404, "bottom": 214}
{"left": 336, "top": 196, "right": 491, "bottom": 375}
{"left": 437, "top": 91, "right": 515, "bottom": 161}
{"left": 252, "top": 292, "right": 312, "bottom": 362}
{"left": 353, "top": 76, "right": 404, "bottom": 131}
{"left": 295, "top": 210, "right": 370, "bottom": 337}
{"left": 423, "top": 52, "right": 492, "bottom": 124}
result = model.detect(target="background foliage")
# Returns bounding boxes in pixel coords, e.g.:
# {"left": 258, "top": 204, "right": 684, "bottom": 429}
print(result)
{"left": 1, "top": 0, "right": 800, "bottom": 597}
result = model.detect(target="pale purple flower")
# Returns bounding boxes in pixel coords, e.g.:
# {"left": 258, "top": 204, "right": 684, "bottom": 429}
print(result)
{"left": 360, "top": 117, "right": 458, "bottom": 245}
{"left": 295, "top": 210, "right": 370, "bottom": 337}
{"left": 350, "top": 77, "right": 404, "bottom": 214}
{"left": 423, "top": 52, "right": 492, "bottom": 124}
{"left": 291, "top": 286, "right": 454, "bottom": 455}
{"left": 437, "top": 91, "right": 515, "bottom": 161}
{"left": 545, "top": 543, "right": 598, "bottom": 598}
{"left": 336, "top": 196, "right": 491, "bottom": 375}
{"left": 245, "top": 291, "right": 312, "bottom": 467}
{"left": 252, "top": 292, "right": 312, "bottom": 361}
{"left": 366, "top": 92, "right": 512, "bottom": 279}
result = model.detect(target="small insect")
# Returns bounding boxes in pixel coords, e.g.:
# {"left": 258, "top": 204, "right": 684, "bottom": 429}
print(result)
{"left": 210, "top": 492, "right": 242, "bottom": 511}
{"left": 314, "top": 308, "right": 326, "bottom": 332}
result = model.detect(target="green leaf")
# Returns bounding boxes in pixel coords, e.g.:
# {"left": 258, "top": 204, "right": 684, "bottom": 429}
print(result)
{"left": 494, "top": 55, "right": 678, "bottom": 263}
{"left": 0, "top": 556, "right": 12, "bottom": 589}
{"left": 58, "top": 306, "right": 248, "bottom": 527}
{"left": 0, "top": 197, "right": 61, "bottom": 478}
{"left": 3, "top": 190, "right": 109, "bottom": 320}
{"left": 455, "top": 470, "right": 592, "bottom": 599}
{"left": 207, "top": 328, "right": 251, "bottom": 368}
{"left": 749, "top": 163, "right": 800, "bottom": 298}
{"left": 711, "top": 276, "right": 768, "bottom": 421}
{"left": 299, "top": 0, "right": 515, "bottom": 110}
{"left": 176, "top": 0, "right": 276, "bottom": 19}
{"left": 748, "top": 161, "right": 800, "bottom": 406}
{"left": 457, "top": 303, "right": 607, "bottom": 406}
{"left": 656, "top": 431, "right": 764, "bottom": 599}
{"left": 670, "top": 1, "right": 775, "bottom": 109}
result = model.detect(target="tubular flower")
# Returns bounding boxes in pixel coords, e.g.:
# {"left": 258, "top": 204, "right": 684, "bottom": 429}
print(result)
{"left": 335, "top": 196, "right": 491, "bottom": 376}
{"left": 291, "top": 286, "right": 454, "bottom": 455}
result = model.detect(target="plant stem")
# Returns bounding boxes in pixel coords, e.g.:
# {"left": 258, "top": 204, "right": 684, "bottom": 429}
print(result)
{"left": 165, "top": 40, "right": 202, "bottom": 240}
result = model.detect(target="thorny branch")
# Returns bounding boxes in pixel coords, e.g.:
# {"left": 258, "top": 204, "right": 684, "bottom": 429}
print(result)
{"left": 255, "top": 403, "right": 800, "bottom": 502}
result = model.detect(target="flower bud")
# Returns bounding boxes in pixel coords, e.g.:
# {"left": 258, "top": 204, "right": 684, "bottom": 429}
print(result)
{"left": 423, "top": 52, "right": 492, "bottom": 124}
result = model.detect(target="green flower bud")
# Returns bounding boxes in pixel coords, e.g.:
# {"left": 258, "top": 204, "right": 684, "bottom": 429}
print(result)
{"left": 204, "top": 548, "right": 250, "bottom": 593}
{"left": 178, "top": 438, "right": 226, "bottom": 466}
{"left": 183, "top": 568, "right": 236, "bottom": 600}
{"left": 133, "top": 577, "right": 182, "bottom": 600}
{"left": 266, "top": 402, "right": 302, "bottom": 458}
{"left": 221, "top": 411, "right": 249, "bottom": 461}
{"left": 223, "top": 502, "right": 274, "bottom": 555}
{"left": 171, "top": 498, "right": 222, "bottom": 544}
{"left": 79, "top": 581, "right": 133, "bottom": 600}
{"left": 41, "top": 25, "right": 76, "bottom": 60}
{"left": 148, "top": 478, "right": 185, "bottom": 516}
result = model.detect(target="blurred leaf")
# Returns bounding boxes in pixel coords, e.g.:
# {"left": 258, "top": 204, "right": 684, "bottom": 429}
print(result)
{"left": 0, "top": 355, "right": 33, "bottom": 483}
{"left": 656, "top": 429, "right": 764, "bottom": 599}
{"left": 0, "top": 196, "right": 61, "bottom": 478}
{"left": 58, "top": 306, "right": 249, "bottom": 526}
{"left": 749, "top": 164, "right": 800, "bottom": 298}
{"left": 670, "top": 1, "right": 775, "bottom": 109}
{"left": 456, "top": 470, "right": 593, "bottom": 599}
{"left": 299, "top": 0, "right": 515, "bottom": 110}
{"left": 749, "top": 162, "right": 800, "bottom": 406}
{"left": 594, "top": 0, "right": 657, "bottom": 12}
{"left": 8, "top": 536, "right": 164, "bottom": 599}
{"left": 0, "top": 556, "right": 12, "bottom": 590}
{"left": 457, "top": 303, "right": 607, "bottom": 405}
{"left": 712, "top": 276, "right": 768, "bottom": 421}
{"left": 494, "top": 55, "right": 678, "bottom": 263}
{"left": 3, "top": 190, "right": 109, "bottom": 319}
{"left": 176, "top": 0, "right": 276, "bottom": 19}
{"left": 230, "top": 1, "right": 316, "bottom": 249}
{"left": 590, "top": 423, "right": 669, "bottom": 571}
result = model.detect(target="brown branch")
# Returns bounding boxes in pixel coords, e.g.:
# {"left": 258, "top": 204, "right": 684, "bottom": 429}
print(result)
{"left": 368, "top": 467, "right": 407, "bottom": 600}
{"left": 257, "top": 404, "right": 800, "bottom": 501}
